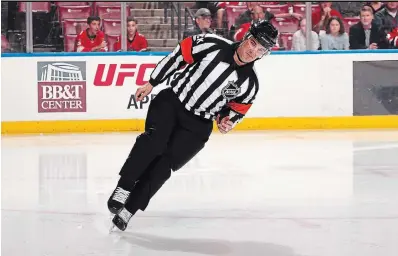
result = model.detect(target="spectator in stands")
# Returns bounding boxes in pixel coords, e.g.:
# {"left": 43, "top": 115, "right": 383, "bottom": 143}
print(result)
{"left": 332, "top": 2, "right": 364, "bottom": 17}
{"left": 292, "top": 18, "right": 320, "bottom": 51}
{"left": 233, "top": 4, "right": 303, "bottom": 41}
{"left": 235, "top": 2, "right": 302, "bottom": 29}
{"left": 312, "top": 2, "right": 343, "bottom": 33}
{"left": 113, "top": 17, "right": 148, "bottom": 52}
{"left": 387, "top": 26, "right": 398, "bottom": 48}
{"left": 234, "top": 5, "right": 267, "bottom": 41}
{"left": 76, "top": 16, "right": 107, "bottom": 52}
{"left": 320, "top": 16, "right": 349, "bottom": 50}
{"left": 365, "top": 2, "right": 385, "bottom": 14}
{"left": 349, "top": 6, "right": 388, "bottom": 50}
{"left": 183, "top": 8, "right": 214, "bottom": 39}
{"left": 375, "top": 2, "right": 398, "bottom": 34}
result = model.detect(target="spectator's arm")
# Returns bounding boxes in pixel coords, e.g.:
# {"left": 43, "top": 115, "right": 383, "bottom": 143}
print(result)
{"left": 343, "top": 33, "right": 350, "bottom": 50}
{"left": 291, "top": 32, "right": 301, "bottom": 51}
{"left": 140, "top": 35, "right": 148, "bottom": 51}
{"left": 319, "top": 35, "right": 329, "bottom": 50}
{"left": 349, "top": 27, "right": 366, "bottom": 49}
{"left": 312, "top": 13, "right": 327, "bottom": 34}
{"left": 234, "top": 27, "right": 246, "bottom": 41}
{"left": 311, "top": 32, "right": 320, "bottom": 50}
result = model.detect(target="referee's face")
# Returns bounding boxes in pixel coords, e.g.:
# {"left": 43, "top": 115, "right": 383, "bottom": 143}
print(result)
{"left": 238, "top": 37, "right": 268, "bottom": 63}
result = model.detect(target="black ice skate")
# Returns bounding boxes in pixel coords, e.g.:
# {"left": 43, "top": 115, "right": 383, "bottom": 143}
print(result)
{"left": 110, "top": 208, "right": 133, "bottom": 232}
{"left": 107, "top": 187, "right": 131, "bottom": 214}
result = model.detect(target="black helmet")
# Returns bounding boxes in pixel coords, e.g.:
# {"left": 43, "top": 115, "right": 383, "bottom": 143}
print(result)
{"left": 244, "top": 20, "right": 278, "bottom": 49}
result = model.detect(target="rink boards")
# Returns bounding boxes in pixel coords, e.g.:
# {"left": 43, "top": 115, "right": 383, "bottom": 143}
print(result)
{"left": 1, "top": 50, "right": 398, "bottom": 134}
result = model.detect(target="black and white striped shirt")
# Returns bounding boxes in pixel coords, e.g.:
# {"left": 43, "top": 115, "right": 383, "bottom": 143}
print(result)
{"left": 149, "top": 33, "right": 259, "bottom": 124}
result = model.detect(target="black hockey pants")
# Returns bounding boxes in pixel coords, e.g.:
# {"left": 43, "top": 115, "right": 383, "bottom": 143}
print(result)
{"left": 119, "top": 88, "right": 213, "bottom": 213}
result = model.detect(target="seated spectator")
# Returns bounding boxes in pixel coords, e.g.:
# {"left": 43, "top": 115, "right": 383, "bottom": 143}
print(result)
{"left": 375, "top": 2, "right": 398, "bottom": 34}
{"left": 235, "top": 2, "right": 264, "bottom": 28}
{"left": 234, "top": 5, "right": 302, "bottom": 41}
{"left": 320, "top": 16, "right": 350, "bottom": 50}
{"left": 387, "top": 26, "right": 398, "bottom": 48}
{"left": 76, "top": 16, "right": 107, "bottom": 52}
{"left": 234, "top": 5, "right": 268, "bottom": 41}
{"left": 332, "top": 2, "right": 364, "bottom": 17}
{"left": 349, "top": 6, "right": 388, "bottom": 49}
{"left": 292, "top": 18, "right": 320, "bottom": 51}
{"left": 113, "top": 17, "right": 148, "bottom": 52}
{"left": 312, "top": 2, "right": 343, "bottom": 33}
{"left": 365, "top": 2, "right": 385, "bottom": 15}
{"left": 183, "top": 8, "right": 214, "bottom": 39}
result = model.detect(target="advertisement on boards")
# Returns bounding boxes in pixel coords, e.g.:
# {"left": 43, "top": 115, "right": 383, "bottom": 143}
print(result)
{"left": 353, "top": 60, "right": 398, "bottom": 115}
{"left": 37, "top": 61, "right": 87, "bottom": 113}
{"left": 92, "top": 61, "right": 185, "bottom": 113}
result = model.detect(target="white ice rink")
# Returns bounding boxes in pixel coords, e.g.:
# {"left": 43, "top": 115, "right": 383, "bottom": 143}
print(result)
{"left": 2, "top": 130, "right": 398, "bottom": 256}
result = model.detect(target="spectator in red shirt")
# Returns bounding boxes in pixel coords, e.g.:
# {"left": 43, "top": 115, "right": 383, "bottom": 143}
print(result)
{"left": 387, "top": 27, "right": 398, "bottom": 48}
{"left": 114, "top": 17, "right": 148, "bottom": 52}
{"left": 76, "top": 16, "right": 107, "bottom": 52}
{"left": 312, "top": 2, "right": 343, "bottom": 33}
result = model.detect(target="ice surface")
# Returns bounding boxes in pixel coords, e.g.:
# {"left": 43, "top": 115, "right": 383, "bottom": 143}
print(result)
{"left": 2, "top": 130, "right": 398, "bottom": 256}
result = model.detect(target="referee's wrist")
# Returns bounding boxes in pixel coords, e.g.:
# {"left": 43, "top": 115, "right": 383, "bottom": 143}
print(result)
{"left": 148, "top": 78, "right": 159, "bottom": 87}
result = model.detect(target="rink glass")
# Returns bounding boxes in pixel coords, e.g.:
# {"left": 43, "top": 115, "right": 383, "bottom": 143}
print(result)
{"left": 1, "top": 1, "right": 335, "bottom": 53}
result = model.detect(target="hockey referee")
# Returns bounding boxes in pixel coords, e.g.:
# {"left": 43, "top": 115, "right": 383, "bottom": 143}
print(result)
{"left": 108, "top": 20, "right": 279, "bottom": 231}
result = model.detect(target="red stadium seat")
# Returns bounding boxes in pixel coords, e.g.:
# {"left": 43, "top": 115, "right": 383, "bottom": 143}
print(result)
{"left": 225, "top": 5, "right": 247, "bottom": 28}
{"left": 102, "top": 19, "right": 121, "bottom": 35}
{"left": 271, "top": 18, "right": 299, "bottom": 33}
{"left": 343, "top": 17, "right": 360, "bottom": 34}
{"left": 260, "top": 4, "right": 289, "bottom": 15}
{"left": 106, "top": 34, "right": 119, "bottom": 52}
{"left": 292, "top": 4, "right": 321, "bottom": 17}
{"left": 55, "top": 2, "right": 89, "bottom": 7}
{"left": 18, "top": 2, "right": 51, "bottom": 13}
{"left": 279, "top": 33, "right": 293, "bottom": 50}
{"left": 64, "top": 34, "right": 77, "bottom": 52}
{"left": 63, "top": 19, "right": 88, "bottom": 35}
{"left": 58, "top": 6, "right": 91, "bottom": 21}
{"left": 97, "top": 6, "right": 131, "bottom": 19}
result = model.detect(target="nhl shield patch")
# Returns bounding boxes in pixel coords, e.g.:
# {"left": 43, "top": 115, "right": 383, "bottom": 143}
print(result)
{"left": 222, "top": 81, "right": 241, "bottom": 100}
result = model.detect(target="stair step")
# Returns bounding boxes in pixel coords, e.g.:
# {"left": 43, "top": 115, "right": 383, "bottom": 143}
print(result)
{"left": 147, "top": 39, "right": 178, "bottom": 47}
{"left": 128, "top": 2, "right": 165, "bottom": 9}
{"left": 130, "top": 9, "right": 187, "bottom": 17}
{"left": 141, "top": 30, "right": 184, "bottom": 40}
{"left": 149, "top": 46, "right": 175, "bottom": 52}
{"left": 135, "top": 16, "right": 193, "bottom": 25}
{"left": 139, "top": 23, "right": 187, "bottom": 31}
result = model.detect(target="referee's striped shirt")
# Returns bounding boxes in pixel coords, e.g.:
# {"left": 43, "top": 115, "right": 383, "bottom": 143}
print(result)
{"left": 148, "top": 33, "right": 259, "bottom": 124}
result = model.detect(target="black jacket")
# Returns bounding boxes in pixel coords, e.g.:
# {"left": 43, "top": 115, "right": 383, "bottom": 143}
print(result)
{"left": 349, "top": 21, "right": 388, "bottom": 49}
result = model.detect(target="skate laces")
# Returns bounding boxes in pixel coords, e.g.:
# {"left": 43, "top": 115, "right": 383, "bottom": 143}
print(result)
{"left": 119, "top": 208, "right": 133, "bottom": 223}
{"left": 113, "top": 187, "right": 130, "bottom": 204}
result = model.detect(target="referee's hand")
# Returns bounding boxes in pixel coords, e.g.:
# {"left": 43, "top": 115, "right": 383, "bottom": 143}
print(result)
{"left": 135, "top": 83, "right": 153, "bottom": 101}
{"left": 216, "top": 115, "right": 233, "bottom": 134}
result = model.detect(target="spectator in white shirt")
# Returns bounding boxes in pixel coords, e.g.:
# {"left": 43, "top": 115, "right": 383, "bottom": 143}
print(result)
{"left": 320, "top": 16, "right": 350, "bottom": 50}
{"left": 292, "top": 18, "right": 320, "bottom": 51}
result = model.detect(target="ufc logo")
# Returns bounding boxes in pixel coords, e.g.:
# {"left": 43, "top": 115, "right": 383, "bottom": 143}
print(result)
{"left": 93, "top": 63, "right": 156, "bottom": 86}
